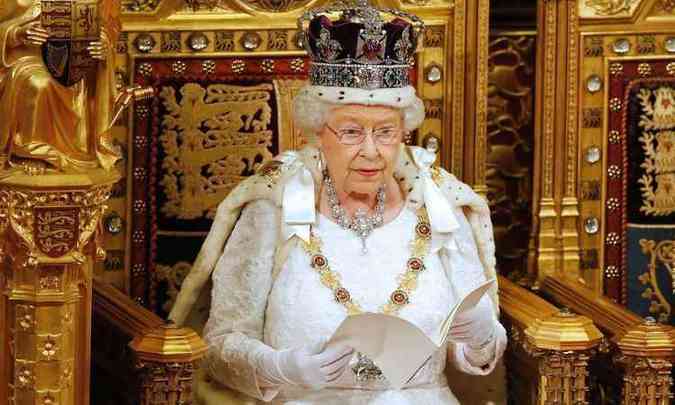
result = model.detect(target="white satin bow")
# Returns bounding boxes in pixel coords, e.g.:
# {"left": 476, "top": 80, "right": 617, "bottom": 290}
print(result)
{"left": 282, "top": 166, "right": 316, "bottom": 243}
{"left": 409, "top": 148, "right": 460, "bottom": 252}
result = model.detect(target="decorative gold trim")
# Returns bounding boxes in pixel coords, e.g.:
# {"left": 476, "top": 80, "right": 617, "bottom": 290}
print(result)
{"left": 472, "top": 0, "right": 490, "bottom": 194}
{"left": 0, "top": 169, "right": 119, "bottom": 405}
{"left": 451, "top": 2, "right": 465, "bottom": 177}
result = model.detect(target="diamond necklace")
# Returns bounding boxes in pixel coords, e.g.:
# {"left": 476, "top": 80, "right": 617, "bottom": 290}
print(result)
{"left": 323, "top": 170, "right": 386, "bottom": 253}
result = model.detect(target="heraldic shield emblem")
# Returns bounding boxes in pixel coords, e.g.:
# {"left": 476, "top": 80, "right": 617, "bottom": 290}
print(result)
{"left": 34, "top": 207, "right": 79, "bottom": 258}
{"left": 40, "top": 0, "right": 100, "bottom": 87}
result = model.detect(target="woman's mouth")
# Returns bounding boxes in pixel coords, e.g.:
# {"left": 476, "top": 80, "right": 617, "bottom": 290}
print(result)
{"left": 356, "top": 169, "right": 381, "bottom": 177}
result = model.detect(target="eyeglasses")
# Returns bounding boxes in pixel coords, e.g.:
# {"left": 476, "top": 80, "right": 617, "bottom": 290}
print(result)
{"left": 325, "top": 124, "right": 403, "bottom": 145}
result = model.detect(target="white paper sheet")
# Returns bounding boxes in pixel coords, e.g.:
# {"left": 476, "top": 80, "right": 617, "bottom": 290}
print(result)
{"left": 325, "top": 279, "right": 496, "bottom": 388}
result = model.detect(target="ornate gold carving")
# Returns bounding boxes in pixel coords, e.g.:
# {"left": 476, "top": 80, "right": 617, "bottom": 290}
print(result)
{"left": 159, "top": 83, "right": 274, "bottom": 219}
{"left": 123, "top": 0, "right": 161, "bottom": 13}
{"left": 656, "top": 0, "right": 675, "bottom": 13}
{"left": 130, "top": 324, "right": 207, "bottom": 405}
{"left": 541, "top": 1, "right": 557, "bottom": 200}
{"left": 565, "top": 1, "right": 580, "bottom": 199}
{"left": 451, "top": 1, "right": 466, "bottom": 176}
{"left": 34, "top": 207, "right": 79, "bottom": 258}
{"left": 615, "top": 319, "right": 675, "bottom": 404}
{"left": 274, "top": 79, "right": 309, "bottom": 151}
{"left": 474, "top": 0, "right": 490, "bottom": 193}
{"left": 511, "top": 308, "right": 603, "bottom": 405}
{"left": 39, "top": 274, "right": 61, "bottom": 290}
{"left": 424, "top": 26, "right": 444, "bottom": 48}
{"left": 582, "top": 0, "right": 636, "bottom": 16}
{"left": 637, "top": 35, "right": 656, "bottom": 54}
{"left": 184, "top": 0, "right": 220, "bottom": 11}
{"left": 161, "top": 32, "right": 181, "bottom": 52}
{"left": 423, "top": 98, "right": 442, "bottom": 119}
{"left": 583, "top": 107, "right": 602, "bottom": 128}
{"left": 637, "top": 87, "right": 675, "bottom": 216}
{"left": 215, "top": 31, "right": 235, "bottom": 52}
{"left": 268, "top": 30, "right": 288, "bottom": 50}
{"left": 38, "top": 335, "right": 60, "bottom": 361}
{"left": 3, "top": 185, "right": 112, "bottom": 260}
{"left": 15, "top": 361, "right": 36, "bottom": 389}
{"left": 584, "top": 36, "right": 604, "bottom": 57}
{"left": 1, "top": 170, "right": 117, "bottom": 405}
{"left": 16, "top": 304, "right": 37, "bottom": 332}
{"left": 617, "top": 356, "right": 674, "bottom": 404}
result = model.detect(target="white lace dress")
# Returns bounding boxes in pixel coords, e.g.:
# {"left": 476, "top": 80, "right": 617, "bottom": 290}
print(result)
{"left": 202, "top": 199, "right": 506, "bottom": 405}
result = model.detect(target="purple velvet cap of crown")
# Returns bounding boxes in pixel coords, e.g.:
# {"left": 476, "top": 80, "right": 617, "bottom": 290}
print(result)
{"left": 299, "top": 1, "right": 423, "bottom": 90}
{"left": 307, "top": 15, "right": 417, "bottom": 65}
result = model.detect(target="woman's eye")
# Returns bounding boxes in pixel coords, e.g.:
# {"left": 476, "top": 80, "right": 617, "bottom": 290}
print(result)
{"left": 341, "top": 129, "right": 363, "bottom": 137}
{"left": 374, "top": 129, "right": 396, "bottom": 137}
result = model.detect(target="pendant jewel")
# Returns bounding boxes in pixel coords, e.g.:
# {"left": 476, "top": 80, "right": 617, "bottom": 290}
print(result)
{"left": 324, "top": 170, "right": 385, "bottom": 253}
{"left": 352, "top": 352, "right": 385, "bottom": 383}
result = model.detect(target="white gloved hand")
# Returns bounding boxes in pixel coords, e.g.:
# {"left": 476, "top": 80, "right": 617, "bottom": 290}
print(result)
{"left": 448, "top": 296, "right": 496, "bottom": 349}
{"left": 256, "top": 341, "right": 354, "bottom": 390}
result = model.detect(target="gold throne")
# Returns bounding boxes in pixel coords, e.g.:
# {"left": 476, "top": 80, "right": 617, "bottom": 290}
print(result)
{"left": 89, "top": 0, "right": 508, "bottom": 404}
{"left": 80, "top": 1, "right": 675, "bottom": 405}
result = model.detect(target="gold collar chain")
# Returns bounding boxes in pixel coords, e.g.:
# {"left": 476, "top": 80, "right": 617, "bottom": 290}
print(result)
{"left": 302, "top": 207, "right": 432, "bottom": 316}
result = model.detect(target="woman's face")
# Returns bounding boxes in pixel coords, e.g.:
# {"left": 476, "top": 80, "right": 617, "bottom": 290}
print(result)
{"left": 319, "top": 104, "right": 404, "bottom": 196}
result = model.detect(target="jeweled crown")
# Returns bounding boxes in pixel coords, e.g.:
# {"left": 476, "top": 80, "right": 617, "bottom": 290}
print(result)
{"left": 298, "top": 0, "right": 424, "bottom": 90}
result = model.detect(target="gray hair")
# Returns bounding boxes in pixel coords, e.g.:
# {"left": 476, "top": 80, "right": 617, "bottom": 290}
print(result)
{"left": 292, "top": 87, "right": 426, "bottom": 144}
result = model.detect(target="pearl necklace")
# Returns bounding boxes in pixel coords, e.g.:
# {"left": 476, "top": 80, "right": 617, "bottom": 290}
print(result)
{"left": 323, "top": 170, "right": 385, "bottom": 253}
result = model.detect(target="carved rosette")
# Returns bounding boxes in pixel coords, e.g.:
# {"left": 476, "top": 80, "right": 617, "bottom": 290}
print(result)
{"left": 0, "top": 170, "right": 119, "bottom": 405}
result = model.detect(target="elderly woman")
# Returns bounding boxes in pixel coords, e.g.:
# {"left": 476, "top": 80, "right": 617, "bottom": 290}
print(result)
{"left": 169, "top": 1, "right": 506, "bottom": 404}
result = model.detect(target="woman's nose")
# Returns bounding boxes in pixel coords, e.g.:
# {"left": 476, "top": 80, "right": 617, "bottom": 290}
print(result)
{"left": 359, "top": 133, "right": 379, "bottom": 158}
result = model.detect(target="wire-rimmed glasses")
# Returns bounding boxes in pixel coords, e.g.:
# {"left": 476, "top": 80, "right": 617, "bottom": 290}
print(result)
{"left": 325, "top": 124, "right": 403, "bottom": 145}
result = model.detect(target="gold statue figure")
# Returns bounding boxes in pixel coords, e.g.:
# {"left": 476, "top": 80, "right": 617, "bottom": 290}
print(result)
{"left": 0, "top": 0, "right": 121, "bottom": 173}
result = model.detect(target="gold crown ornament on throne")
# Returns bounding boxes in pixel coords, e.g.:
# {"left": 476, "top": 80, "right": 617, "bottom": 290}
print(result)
{"left": 297, "top": 0, "right": 425, "bottom": 108}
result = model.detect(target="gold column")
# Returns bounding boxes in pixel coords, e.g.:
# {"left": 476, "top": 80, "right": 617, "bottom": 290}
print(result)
{"left": 0, "top": 169, "right": 118, "bottom": 405}
{"left": 129, "top": 323, "right": 207, "bottom": 405}
{"left": 615, "top": 318, "right": 675, "bottom": 405}
{"left": 522, "top": 309, "right": 603, "bottom": 404}
{"left": 533, "top": 0, "right": 582, "bottom": 280}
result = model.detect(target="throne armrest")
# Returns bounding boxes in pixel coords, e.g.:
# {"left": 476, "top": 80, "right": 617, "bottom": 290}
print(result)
{"left": 92, "top": 279, "right": 207, "bottom": 405}
{"left": 498, "top": 275, "right": 604, "bottom": 404}
{"left": 542, "top": 276, "right": 675, "bottom": 403}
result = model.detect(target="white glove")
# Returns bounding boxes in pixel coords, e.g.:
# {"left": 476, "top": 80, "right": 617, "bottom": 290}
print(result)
{"left": 256, "top": 341, "right": 354, "bottom": 390}
{"left": 448, "top": 296, "right": 497, "bottom": 368}
{"left": 448, "top": 296, "right": 496, "bottom": 349}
